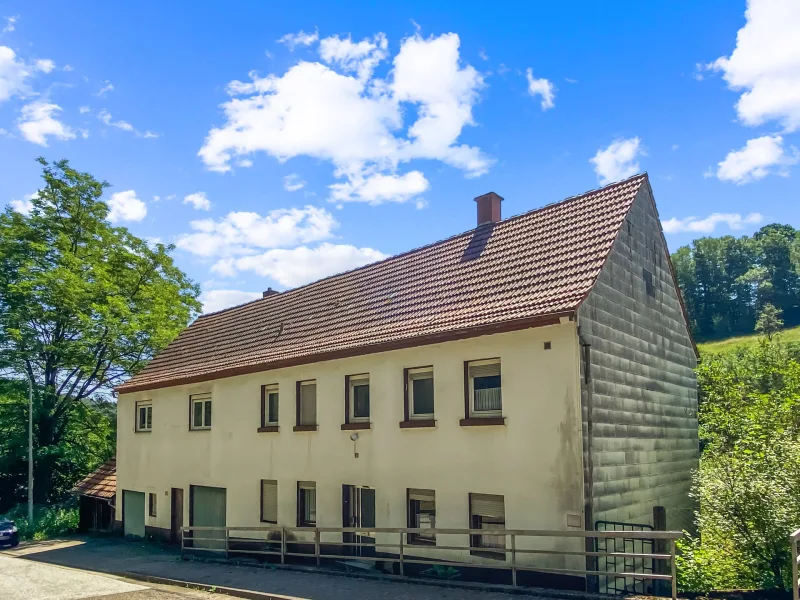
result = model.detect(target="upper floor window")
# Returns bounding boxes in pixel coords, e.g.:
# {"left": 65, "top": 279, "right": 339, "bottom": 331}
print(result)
{"left": 262, "top": 384, "right": 279, "bottom": 427}
{"left": 136, "top": 401, "right": 152, "bottom": 432}
{"left": 190, "top": 393, "right": 212, "bottom": 430}
{"left": 466, "top": 360, "right": 502, "bottom": 417}
{"left": 296, "top": 381, "right": 317, "bottom": 428}
{"left": 347, "top": 374, "right": 370, "bottom": 422}
{"left": 407, "top": 368, "right": 434, "bottom": 419}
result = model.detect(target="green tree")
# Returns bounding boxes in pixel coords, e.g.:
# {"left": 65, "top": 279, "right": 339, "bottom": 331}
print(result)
{"left": 0, "top": 158, "right": 201, "bottom": 504}
{"left": 756, "top": 303, "right": 784, "bottom": 340}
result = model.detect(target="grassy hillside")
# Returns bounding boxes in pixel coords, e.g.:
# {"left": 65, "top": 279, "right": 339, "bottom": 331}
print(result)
{"left": 698, "top": 325, "right": 800, "bottom": 354}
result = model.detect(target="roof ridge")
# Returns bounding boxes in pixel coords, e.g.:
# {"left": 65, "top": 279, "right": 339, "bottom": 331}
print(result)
{"left": 197, "top": 173, "right": 648, "bottom": 321}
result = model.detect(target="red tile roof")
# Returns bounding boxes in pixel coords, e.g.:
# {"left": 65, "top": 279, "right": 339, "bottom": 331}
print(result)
{"left": 71, "top": 457, "right": 116, "bottom": 500}
{"left": 118, "top": 174, "right": 648, "bottom": 393}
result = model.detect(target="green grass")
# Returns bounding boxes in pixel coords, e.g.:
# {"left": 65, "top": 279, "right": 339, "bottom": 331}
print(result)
{"left": 698, "top": 325, "right": 800, "bottom": 354}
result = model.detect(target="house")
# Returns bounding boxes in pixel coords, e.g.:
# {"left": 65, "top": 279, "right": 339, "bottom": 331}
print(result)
{"left": 114, "top": 174, "right": 698, "bottom": 580}
{"left": 71, "top": 457, "right": 116, "bottom": 533}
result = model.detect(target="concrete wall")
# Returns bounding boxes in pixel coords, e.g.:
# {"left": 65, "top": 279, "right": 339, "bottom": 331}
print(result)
{"left": 578, "top": 184, "right": 699, "bottom": 531}
{"left": 116, "top": 323, "right": 586, "bottom": 568}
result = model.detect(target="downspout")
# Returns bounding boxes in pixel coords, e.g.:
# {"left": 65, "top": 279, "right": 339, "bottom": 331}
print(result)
{"left": 578, "top": 325, "right": 597, "bottom": 592}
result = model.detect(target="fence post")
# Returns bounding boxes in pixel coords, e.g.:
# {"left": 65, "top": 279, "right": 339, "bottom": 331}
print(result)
{"left": 511, "top": 533, "right": 517, "bottom": 587}
{"left": 225, "top": 528, "right": 229, "bottom": 559}
{"left": 670, "top": 539, "right": 677, "bottom": 600}
{"left": 399, "top": 531, "right": 404, "bottom": 576}
{"left": 280, "top": 526, "right": 286, "bottom": 565}
{"left": 315, "top": 529, "right": 321, "bottom": 566}
{"left": 653, "top": 506, "right": 667, "bottom": 596}
{"left": 792, "top": 533, "right": 799, "bottom": 600}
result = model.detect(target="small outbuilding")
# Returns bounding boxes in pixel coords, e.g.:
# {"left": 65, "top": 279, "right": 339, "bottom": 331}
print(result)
{"left": 71, "top": 457, "right": 116, "bottom": 533}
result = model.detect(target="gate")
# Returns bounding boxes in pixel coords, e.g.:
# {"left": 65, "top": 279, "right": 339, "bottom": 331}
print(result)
{"left": 595, "top": 520, "right": 655, "bottom": 595}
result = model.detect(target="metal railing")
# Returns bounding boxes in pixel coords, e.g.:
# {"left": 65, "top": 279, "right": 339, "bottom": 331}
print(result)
{"left": 792, "top": 528, "right": 800, "bottom": 600}
{"left": 180, "top": 525, "right": 681, "bottom": 599}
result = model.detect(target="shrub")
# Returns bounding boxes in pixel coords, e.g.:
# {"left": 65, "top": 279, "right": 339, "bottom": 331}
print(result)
{"left": 2, "top": 500, "right": 79, "bottom": 541}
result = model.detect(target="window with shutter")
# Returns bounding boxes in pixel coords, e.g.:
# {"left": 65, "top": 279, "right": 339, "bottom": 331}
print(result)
{"left": 260, "top": 480, "right": 278, "bottom": 524}
{"left": 467, "top": 360, "right": 502, "bottom": 416}
{"left": 407, "top": 488, "right": 436, "bottom": 545}
{"left": 469, "top": 493, "right": 506, "bottom": 556}
{"left": 298, "top": 382, "right": 317, "bottom": 426}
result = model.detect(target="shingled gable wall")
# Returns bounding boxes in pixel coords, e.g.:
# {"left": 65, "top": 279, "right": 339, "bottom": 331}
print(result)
{"left": 577, "top": 182, "right": 698, "bottom": 531}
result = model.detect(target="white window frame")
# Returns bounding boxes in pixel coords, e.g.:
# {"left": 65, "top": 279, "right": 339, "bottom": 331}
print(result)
{"left": 467, "top": 359, "right": 502, "bottom": 418}
{"left": 407, "top": 368, "right": 434, "bottom": 419}
{"left": 263, "top": 384, "right": 279, "bottom": 426}
{"left": 190, "top": 393, "right": 212, "bottom": 430}
{"left": 348, "top": 374, "right": 370, "bottom": 422}
{"left": 136, "top": 401, "right": 152, "bottom": 432}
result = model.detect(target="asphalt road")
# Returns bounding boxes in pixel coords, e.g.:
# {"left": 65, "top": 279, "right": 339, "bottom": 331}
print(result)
{"left": 0, "top": 554, "right": 213, "bottom": 600}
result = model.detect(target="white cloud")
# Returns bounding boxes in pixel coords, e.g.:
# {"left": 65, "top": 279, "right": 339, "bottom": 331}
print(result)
{"left": 283, "top": 173, "right": 306, "bottom": 191}
{"left": 35, "top": 59, "right": 54, "bottom": 73}
{"left": 183, "top": 192, "right": 211, "bottom": 211}
{"left": 199, "top": 32, "right": 489, "bottom": 205}
{"left": 95, "top": 81, "right": 113, "bottom": 96}
{"left": 107, "top": 190, "right": 147, "bottom": 223}
{"left": 212, "top": 242, "right": 386, "bottom": 288}
{"left": 79, "top": 106, "right": 90, "bottom": 114}
{"left": 590, "top": 137, "right": 644, "bottom": 185}
{"left": 319, "top": 33, "right": 388, "bottom": 81}
{"left": 525, "top": 68, "right": 555, "bottom": 110}
{"left": 478, "top": 49, "right": 489, "bottom": 61}
{"left": 97, "top": 109, "right": 158, "bottom": 138}
{"left": 714, "top": 135, "right": 799, "bottom": 184}
{"left": 63, "top": 64, "right": 73, "bottom": 72}
{"left": 662, "top": 212, "right": 764, "bottom": 234}
{"left": 2, "top": 16, "right": 18, "bottom": 34}
{"left": 277, "top": 29, "right": 319, "bottom": 50}
{"left": 0, "top": 46, "right": 45, "bottom": 102}
{"left": 176, "top": 205, "right": 337, "bottom": 258}
{"left": 17, "top": 102, "right": 76, "bottom": 146}
{"left": 329, "top": 170, "right": 429, "bottom": 205}
{"left": 9, "top": 192, "right": 36, "bottom": 215}
{"left": 200, "top": 289, "right": 262, "bottom": 313}
{"left": 707, "top": 0, "right": 800, "bottom": 131}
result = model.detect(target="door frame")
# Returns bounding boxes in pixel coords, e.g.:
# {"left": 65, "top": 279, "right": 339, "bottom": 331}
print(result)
{"left": 342, "top": 484, "right": 375, "bottom": 557}
{"left": 170, "top": 488, "right": 184, "bottom": 544}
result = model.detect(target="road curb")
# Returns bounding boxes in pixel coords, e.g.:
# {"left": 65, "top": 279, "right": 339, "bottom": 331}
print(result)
{"left": 118, "top": 571, "right": 303, "bottom": 600}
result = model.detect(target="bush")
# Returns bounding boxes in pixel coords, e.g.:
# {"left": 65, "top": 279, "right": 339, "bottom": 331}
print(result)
{"left": 2, "top": 500, "right": 79, "bottom": 541}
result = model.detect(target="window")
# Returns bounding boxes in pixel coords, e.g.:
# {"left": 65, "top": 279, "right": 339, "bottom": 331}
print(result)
{"left": 346, "top": 374, "right": 370, "bottom": 422}
{"left": 466, "top": 360, "right": 502, "bottom": 417}
{"left": 643, "top": 268, "right": 656, "bottom": 297}
{"left": 407, "top": 368, "right": 434, "bottom": 419}
{"left": 190, "top": 393, "right": 212, "bottom": 429}
{"left": 148, "top": 492, "right": 157, "bottom": 518}
{"left": 261, "top": 384, "right": 279, "bottom": 427}
{"left": 296, "top": 381, "right": 317, "bottom": 428}
{"left": 297, "top": 481, "right": 316, "bottom": 527}
{"left": 469, "top": 493, "right": 505, "bottom": 557}
{"left": 136, "top": 401, "right": 152, "bottom": 432}
{"left": 407, "top": 489, "right": 436, "bottom": 545}
{"left": 261, "top": 480, "right": 278, "bottom": 524}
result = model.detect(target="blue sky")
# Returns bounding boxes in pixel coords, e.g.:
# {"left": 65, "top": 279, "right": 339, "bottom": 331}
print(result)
{"left": 2, "top": 0, "right": 798, "bottom": 312}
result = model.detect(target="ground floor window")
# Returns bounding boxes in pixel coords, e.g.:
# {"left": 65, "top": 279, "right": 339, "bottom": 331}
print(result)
{"left": 148, "top": 492, "right": 157, "bottom": 518}
{"left": 407, "top": 488, "right": 436, "bottom": 545}
{"left": 261, "top": 480, "right": 278, "bottom": 524}
{"left": 297, "top": 481, "right": 316, "bottom": 527}
{"left": 469, "top": 493, "right": 505, "bottom": 557}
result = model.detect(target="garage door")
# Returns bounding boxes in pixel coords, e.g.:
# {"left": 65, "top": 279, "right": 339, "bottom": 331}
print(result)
{"left": 122, "top": 490, "right": 145, "bottom": 538}
{"left": 190, "top": 485, "right": 226, "bottom": 550}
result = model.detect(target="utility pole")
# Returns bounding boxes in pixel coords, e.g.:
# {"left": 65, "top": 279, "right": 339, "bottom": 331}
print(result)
{"left": 24, "top": 364, "right": 33, "bottom": 527}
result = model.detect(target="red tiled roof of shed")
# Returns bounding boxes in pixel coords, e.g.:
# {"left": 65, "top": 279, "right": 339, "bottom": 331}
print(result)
{"left": 71, "top": 457, "right": 116, "bottom": 500}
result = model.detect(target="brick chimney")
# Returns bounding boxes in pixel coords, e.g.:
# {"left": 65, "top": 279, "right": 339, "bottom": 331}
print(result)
{"left": 474, "top": 192, "right": 503, "bottom": 226}
{"left": 263, "top": 287, "right": 279, "bottom": 298}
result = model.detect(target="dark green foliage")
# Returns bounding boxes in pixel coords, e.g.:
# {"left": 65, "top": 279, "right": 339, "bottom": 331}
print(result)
{"left": 679, "top": 341, "right": 800, "bottom": 590}
{"left": 671, "top": 225, "right": 800, "bottom": 341}
{"left": 0, "top": 158, "right": 201, "bottom": 507}
{"left": 2, "top": 501, "right": 80, "bottom": 540}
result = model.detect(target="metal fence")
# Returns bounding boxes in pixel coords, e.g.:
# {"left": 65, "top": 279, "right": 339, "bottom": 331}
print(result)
{"left": 595, "top": 520, "right": 655, "bottom": 594}
{"left": 181, "top": 525, "right": 681, "bottom": 599}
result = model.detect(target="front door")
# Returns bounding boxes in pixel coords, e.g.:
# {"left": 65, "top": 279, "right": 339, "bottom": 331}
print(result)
{"left": 342, "top": 485, "right": 376, "bottom": 557}
{"left": 171, "top": 488, "right": 184, "bottom": 544}
{"left": 122, "top": 490, "right": 145, "bottom": 538}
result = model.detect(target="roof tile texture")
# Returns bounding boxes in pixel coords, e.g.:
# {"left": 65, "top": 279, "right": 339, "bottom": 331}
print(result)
{"left": 71, "top": 457, "right": 116, "bottom": 500}
{"left": 118, "top": 175, "right": 647, "bottom": 392}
